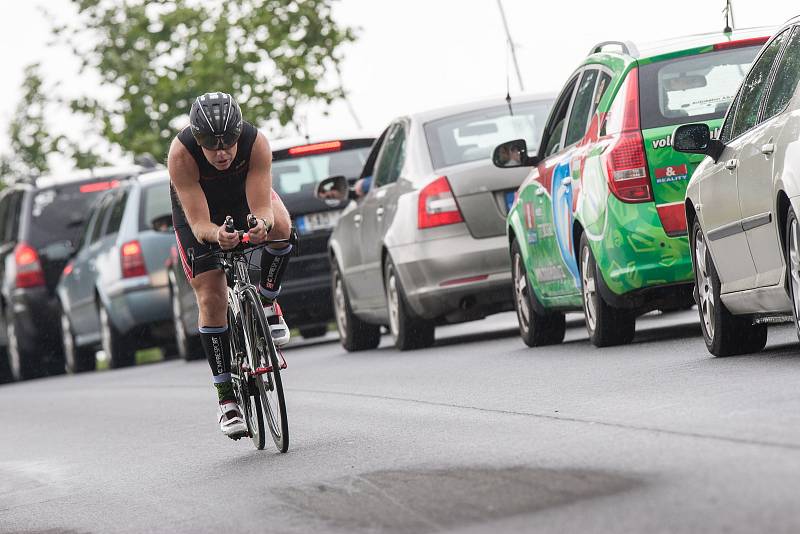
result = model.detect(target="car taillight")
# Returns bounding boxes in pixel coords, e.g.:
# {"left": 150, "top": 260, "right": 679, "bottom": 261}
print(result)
{"left": 14, "top": 243, "right": 46, "bottom": 288}
{"left": 63, "top": 261, "right": 74, "bottom": 277}
{"left": 418, "top": 176, "right": 464, "bottom": 229}
{"left": 288, "top": 141, "right": 342, "bottom": 156}
{"left": 121, "top": 240, "right": 147, "bottom": 278}
{"left": 603, "top": 67, "right": 652, "bottom": 203}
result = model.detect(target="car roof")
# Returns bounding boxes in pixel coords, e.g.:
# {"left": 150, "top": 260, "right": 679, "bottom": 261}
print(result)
{"left": 410, "top": 93, "right": 556, "bottom": 125}
{"left": 134, "top": 169, "right": 170, "bottom": 186}
{"left": 590, "top": 27, "right": 776, "bottom": 61}
{"left": 33, "top": 165, "right": 145, "bottom": 190}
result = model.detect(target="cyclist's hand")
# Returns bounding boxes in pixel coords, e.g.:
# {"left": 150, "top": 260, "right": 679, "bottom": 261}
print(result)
{"left": 247, "top": 215, "right": 272, "bottom": 245}
{"left": 217, "top": 224, "right": 240, "bottom": 250}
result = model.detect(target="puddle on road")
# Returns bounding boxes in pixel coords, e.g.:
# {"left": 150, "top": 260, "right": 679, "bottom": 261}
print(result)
{"left": 275, "top": 466, "right": 642, "bottom": 533}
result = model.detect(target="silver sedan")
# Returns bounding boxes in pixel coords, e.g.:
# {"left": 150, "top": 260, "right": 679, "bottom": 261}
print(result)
{"left": 318, "top": 95, "right": 554, "bottom": 350}
{"left": 678, "top": 16, "right": 800, "bottom": 356}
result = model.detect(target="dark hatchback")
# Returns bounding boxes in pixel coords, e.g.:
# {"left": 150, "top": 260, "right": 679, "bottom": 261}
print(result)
{"left": 168, "top": 137, "right": 373, "bottom": 358}
{"left": 0, "top": 166, "right": 145, "bottom": 381}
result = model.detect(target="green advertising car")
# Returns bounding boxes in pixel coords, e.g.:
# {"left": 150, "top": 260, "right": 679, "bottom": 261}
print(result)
{"left": 495, "top": 29, "right": 772, "bottom": 347}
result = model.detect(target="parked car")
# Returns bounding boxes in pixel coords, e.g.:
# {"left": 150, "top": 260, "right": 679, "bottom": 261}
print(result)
{"left": 495, "top": 29, "right": 770, "bottom": 348}
{"left": 316, "top": 94, "right": 554, "bottom": 351}
{"left": 0, "top": 166, "right": 147, "bottom": 381}
{"left": 168, "top": 136, "right": 374, "bottom": 359}
{"left": 676, "top": 18, "right": 800, "bottom": 356}
{"left": 57, "top": 170, "right": 176, "bottom": 371}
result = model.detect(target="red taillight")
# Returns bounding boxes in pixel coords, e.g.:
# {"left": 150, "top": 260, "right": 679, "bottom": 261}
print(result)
{"left": 288, "top": 141, "right": 342, "bottom": 156}
{"left": 121, "top": 240, "right": 147, "bottom": 278}
{"left": 418, "top": 176, "right": 464, "bottom": 229}
{"left": 603, "top": 68, "right": 652, "bottom": 203}
{"left": 14, "top": 243, "right": 46, "bottom": 288}
{"left": 79, "top": 180, "right": 120, "bottom": 193}
{"left": 714, "top": 37, "right": 769, "bottom": 51}
{"left": 656, "top": 203, "right": 688, "bottom": 235}
{"left": 63, "top": 262, "right": 74, "bottom": 276}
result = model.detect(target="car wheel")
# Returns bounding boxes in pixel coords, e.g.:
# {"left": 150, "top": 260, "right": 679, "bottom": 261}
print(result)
{"left": 579, "top": 233, "right": 636, "bottom": 347}
{"left": 788, "top": 208, "right": 800, "bottom": 342}
{"left": 332, "top": 260, "right": 380, "bottom": 351}
{"left": 60, "top": 308, "right": 96, "bottom": 373}
{"left": 99, "top": 303, "right": 136, "bottom": 368}
{"left": 384, "top": 257, "right": 435, "bottom": 351}
{"left": 170, "top": 278, "right": 202, "bottom": 361}
{"left": 6, "top": 308, "right": 45, "bottom": 380}
{"left": 299, "top": 325, "right": 328, "bottom": 339}
{"left": 692, "top": 219, "right": 767, "bottom": 356}
{"left": 511, "top": 239, "right": 566, "bottom": 347}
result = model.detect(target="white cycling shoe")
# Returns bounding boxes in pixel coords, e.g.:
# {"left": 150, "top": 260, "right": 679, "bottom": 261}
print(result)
{"left": 264, "top": 301, "right": 290, "bottom": 347}
{"left": 218, "top": 401, "right": 248, "bottom": 440}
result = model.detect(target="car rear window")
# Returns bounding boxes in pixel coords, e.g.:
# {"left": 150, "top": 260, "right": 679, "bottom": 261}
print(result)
{"left": 141, "top": 181, "right": 171, "bottom": 230}
{"left": 424, "top": 100, "right": 552, "bottom": 169}
{"left": 272, "top": 147, "right": 370, "bottom": 197}
{"left": 26, "top": 179, "right": 123, "bottom": 248}
{"left": 639, "top": 45, "right": 761, "bottom": 129}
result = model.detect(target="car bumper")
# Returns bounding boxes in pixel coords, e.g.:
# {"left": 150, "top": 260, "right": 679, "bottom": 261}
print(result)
{"left": 389, "top": 233, "right": 514, "bottom": 321}
{"left": 9, "top": 288, "right": 61, "bottom": 351}
{"left": 279, "top": 273, "right": 333, "bottom": 326}
{"left": 590, "top": 196, "right": 693, "bottom": 297}
{"left": 107, "top": 278, "right": 171, "bottom": 337}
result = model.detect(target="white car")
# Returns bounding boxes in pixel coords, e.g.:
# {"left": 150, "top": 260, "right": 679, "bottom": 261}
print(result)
{"left": 677, "top": 16, "right": 800, "bottom": 356}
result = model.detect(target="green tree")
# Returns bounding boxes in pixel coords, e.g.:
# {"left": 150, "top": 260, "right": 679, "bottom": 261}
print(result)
{"left": 57, "top": 0, "right": 357, "bottom": 160}
{"left": 2, "top": 63, "right": 62, "bottom": 179}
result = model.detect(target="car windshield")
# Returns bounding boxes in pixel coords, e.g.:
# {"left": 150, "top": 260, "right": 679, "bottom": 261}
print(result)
{"left": 639, "top": 45, "right": 761, "bottom": 129}
{"left": 272, "top": 147, "right": 370, "bottom": 197}
{"left": 424, "top": 100, "right": 552, "bottom": 169}
{"left": 27, "top": 179, "right": 123, "bottom": 248}
{"left": 141, "top": 181, "right": 171, "bottom": 230}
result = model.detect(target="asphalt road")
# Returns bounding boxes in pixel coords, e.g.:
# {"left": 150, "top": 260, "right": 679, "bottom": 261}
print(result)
{"left": 3, "top": 309, "right": 800, "bottom": 533}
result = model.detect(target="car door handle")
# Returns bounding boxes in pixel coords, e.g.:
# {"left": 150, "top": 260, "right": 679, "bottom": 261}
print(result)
{"left": 376, "top": 206, "right": 385, "bottom": 220}
{"left": 353, "top": 213, "right": 362, "bottom": 227}
{"left": 725, "top": 159, "right": 738, "bottom": 171}
{"left": 761, "top": 143, "right": 775, "bottom": 155}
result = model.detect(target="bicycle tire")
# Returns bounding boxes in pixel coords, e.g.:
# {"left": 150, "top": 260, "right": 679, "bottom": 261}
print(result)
{"left": 243, "top": 287, "right": 289, "bottom": 453}
{"left": 228, "top": 301, "right": 265, "bottom": 449}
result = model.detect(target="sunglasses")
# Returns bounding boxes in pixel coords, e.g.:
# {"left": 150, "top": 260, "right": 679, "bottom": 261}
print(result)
{"left": 193, "top": 130, "right": 241, "bottom": 150}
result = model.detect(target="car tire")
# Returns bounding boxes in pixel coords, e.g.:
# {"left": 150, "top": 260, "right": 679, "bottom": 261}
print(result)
{"left": 511, "top": 239, "right": 565, "bottom": 347}
{"left": 61, "top": 308, "right": 96, "bottom": 373}
{"left": 299, "top": 325, "right": 328, "bottom": 339}
{"left": 99, "top": 303, "right": 136, "bottom": 368}
{"left": 332, "top": 260, "right": 381, "bottom": 352}
{"left": 169, "top": 278, "right": 203, "bottom": 361}
{"left": 0, "top": 344, "right": 12, "bottom": 384}
{"left": 787, "top": 208, "right": 800, "bottom": 343}
{"left": 384, "top": 257, "right": 435, "bottom": 351}
{"left": 579, "top": 233, "right": 636, "bottom": 347}
{"left": 6, "top": 308, "right": 45, "bottom": 381}
{"left": 692, "top": 219, "right": 767, "bottom": 356}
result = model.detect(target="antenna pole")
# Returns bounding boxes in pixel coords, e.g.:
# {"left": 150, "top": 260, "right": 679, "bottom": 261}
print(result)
{"left": 496, "top": 0, "right": 524, "bottom": 92}
{"left": 723, "top": 0, "right": 735, "bottom": 33}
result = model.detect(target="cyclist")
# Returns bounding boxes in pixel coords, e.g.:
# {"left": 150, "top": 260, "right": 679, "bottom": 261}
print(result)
{"left": 169, "top": 92, "right": 293, "bottom": 439}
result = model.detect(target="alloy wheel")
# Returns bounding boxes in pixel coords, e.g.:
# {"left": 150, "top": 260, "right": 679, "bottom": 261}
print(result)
{"left": 99, "top": 305, "right": 112, "bottom": 360}
{"left": 694, "top": 229, "right": 715, "bottom": 340}
{"left": 333, "top": 271, "right": 348, "bottom": 341}
{"left": 61, "top": 312, "right": 76, "bottom": 373}
{"left": 513, "top": 251, "right": 531, "bottom": 332}
{"left": 789, "top": 218, "right": 800, "bottom": 335}
{"left": 7, "top": 316, "right": 20, "bottom": 379}
{"left": 581, "top": 246, "right": 597, "bottom": 332}
{"left": 171, "top": 284, "right": 187, "bottom": 357}
{"left": 386, "top": 267, "right": 400, "bottom": 337}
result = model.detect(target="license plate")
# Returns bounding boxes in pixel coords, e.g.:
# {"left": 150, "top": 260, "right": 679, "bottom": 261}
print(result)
{"left": 505, "top": 191, "right": 516, "bottom": 210}
{"left": 296, "top": 210, "right": 340, "bottom": 235}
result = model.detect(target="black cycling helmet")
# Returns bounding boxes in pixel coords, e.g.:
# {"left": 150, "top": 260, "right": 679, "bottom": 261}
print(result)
{"left": 189, "top": 92, "right": 243, "bottom": 150}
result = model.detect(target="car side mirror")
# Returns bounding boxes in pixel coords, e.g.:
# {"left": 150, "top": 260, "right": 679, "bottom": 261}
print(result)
{"left": 151, "top": 213, "right": 174, "bottom": 233}
{"left": 492, "top": 139, "right": 539, "bottom": 169}
{"left": 673, "top": 123, "right": 724, "bottom": 163}
{"left": 315, "top": 175, "right": 350, "bottom": 206}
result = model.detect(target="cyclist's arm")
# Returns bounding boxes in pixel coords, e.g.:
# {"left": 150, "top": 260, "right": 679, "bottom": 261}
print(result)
{"left": 168, "top": 138, "right": 220, "bottom": 244}
{"left": 245, "top": 132, "right": 274, "bottom": 230}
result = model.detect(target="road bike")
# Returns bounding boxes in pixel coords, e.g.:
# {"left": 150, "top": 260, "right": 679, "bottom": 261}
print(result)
{"left": 191, "top": 215, "right": 290, "bottom": 452}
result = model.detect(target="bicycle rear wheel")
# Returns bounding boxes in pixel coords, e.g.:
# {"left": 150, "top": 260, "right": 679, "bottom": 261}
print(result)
{"left": 243, "top": 287, "right": 289, "bottom": 453}
{"left": 228, "top": 301, "right": 265, "bottom": 449}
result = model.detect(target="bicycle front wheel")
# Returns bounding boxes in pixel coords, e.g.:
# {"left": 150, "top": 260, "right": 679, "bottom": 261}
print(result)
{"left": 243, "top": 287, "right": 289, "bottom": 453}
{"left": 229, "top": 300, "right": 265, "bottom": 450}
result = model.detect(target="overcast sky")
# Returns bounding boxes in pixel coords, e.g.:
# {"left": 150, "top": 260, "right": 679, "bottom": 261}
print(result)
{"left": 1, "top": 0, "right": 797, "bottom": 172}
